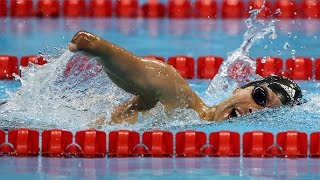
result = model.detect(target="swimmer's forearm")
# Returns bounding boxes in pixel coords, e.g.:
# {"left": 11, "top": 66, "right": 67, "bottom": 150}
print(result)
{"left": 69, "top": 31, "right": 140, "bottom": 63}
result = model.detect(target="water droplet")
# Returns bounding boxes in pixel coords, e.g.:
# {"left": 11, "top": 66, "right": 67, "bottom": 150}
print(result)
{"left": 277, "top": 50, "right": 281, "bottom": 55}
{"left": 287, "top": 32, "right": 292, "bottom": 38}
{"left": 275, "top": 8, "right": 282, "bottom": 15}
{"left": 291, "top": 49, "right": 296, "bottom": 55}
{"left": 283, "top": 42, "right": 290, "bottom": 50}
{"left": 5, "top": 19, "right": 7, "bottom": 23}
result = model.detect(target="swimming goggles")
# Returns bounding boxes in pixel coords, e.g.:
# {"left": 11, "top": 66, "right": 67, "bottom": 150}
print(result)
{"left": 252, "top": 86, "right": 267, "bottom": 107}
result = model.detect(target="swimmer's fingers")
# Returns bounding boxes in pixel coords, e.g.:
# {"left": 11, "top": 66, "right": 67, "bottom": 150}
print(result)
{"left": 69, "top": 30, "right": 98, "bottom": 52}
{"left": 68, "top": 43, "right": 78, "bottom": 52}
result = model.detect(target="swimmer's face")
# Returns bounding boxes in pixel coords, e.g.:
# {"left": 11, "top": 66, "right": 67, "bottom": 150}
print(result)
{"left": 213, "top": 85, "right": 283, "bottom": 120}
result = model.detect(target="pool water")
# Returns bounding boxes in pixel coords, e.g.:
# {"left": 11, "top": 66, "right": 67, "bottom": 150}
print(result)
{"left": 0, "top": 157, "right": 319, "bottom": 179}
{"left": 1, "top": 17, "right": 320, "bottom": 179}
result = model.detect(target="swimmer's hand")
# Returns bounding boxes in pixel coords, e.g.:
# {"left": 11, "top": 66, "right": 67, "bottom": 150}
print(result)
{"left": 68, "top": 43, "right": 78, "bottom": 52}
{"left": 68, "top": 30, "right": 98, "bottom": 53}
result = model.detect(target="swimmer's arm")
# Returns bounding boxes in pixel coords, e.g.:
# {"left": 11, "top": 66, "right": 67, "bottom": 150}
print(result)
{"left": 68, "top": 30, "right": 142, "bottom": 68}
{"left": 111, "top": 96, "right": 143, "bottom": 124}
{"left": 190, "top": 91, "right": 214, "bottom": 121}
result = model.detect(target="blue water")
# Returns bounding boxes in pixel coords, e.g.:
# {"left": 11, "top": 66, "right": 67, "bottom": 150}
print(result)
{"left": 1, "top": 18, "right": 320, "bottom": 58}
{"left": 0, "top": 157, "right": 319, "bottom": 179}
{"left": 1, "top": 18, "right": 320, "bottom": 179}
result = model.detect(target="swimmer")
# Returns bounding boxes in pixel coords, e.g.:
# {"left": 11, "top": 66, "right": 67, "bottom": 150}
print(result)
{"left": 68, "top": 30, "right": 302, "bottom": 124}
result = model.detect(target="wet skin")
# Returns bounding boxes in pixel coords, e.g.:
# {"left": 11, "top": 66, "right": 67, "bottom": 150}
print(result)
{"left": 68, "top": 30, "right": 282, "bottom": 124}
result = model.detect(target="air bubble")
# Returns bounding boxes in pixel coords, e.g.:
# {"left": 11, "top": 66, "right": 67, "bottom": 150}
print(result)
{"left": 283, "top": 42, "right": 290, "bottom": 50}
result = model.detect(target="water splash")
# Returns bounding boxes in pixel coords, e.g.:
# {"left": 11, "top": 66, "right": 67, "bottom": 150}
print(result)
{"left": 206, "top": 6, "right": 276, "bottom": 105}
{"left": 0, "top": 51, "right": 130, "bottom": 130}
{"left": 0, "top": 50, "right": 210, "bottom": 131}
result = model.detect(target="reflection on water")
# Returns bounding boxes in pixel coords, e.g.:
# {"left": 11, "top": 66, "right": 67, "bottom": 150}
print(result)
{"left": 0, "top": 157, "right": 318, "bottom": 179}
{"left": 10, "top": 18, "right": 33, "bottom": 35}
{"left": 0, "top": 18, "right": 319, "bottom": 57}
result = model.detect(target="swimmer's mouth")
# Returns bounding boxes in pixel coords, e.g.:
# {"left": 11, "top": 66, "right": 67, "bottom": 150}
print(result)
{"left": 229, "top": 108, "right": 241, "bottom": 118}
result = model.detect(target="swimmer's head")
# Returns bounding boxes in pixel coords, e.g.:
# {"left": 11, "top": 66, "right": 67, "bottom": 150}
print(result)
{"left": 211, "top": 75, "right": 303, "bottom": 121}
{"left": 241, "top": 75, "right": 303, "bottom": 106}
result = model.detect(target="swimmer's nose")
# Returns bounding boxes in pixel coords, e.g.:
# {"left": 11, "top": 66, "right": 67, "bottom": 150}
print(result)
{"left": 68, "top": 43, "right": 78, "bottom": 52}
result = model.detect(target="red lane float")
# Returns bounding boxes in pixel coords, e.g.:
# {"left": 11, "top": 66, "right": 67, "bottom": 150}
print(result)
{"left": 243, "top": 131, "right": 274, "bottom": 157}
{"left": 10, "top": 0, "right": 33, "bottom": 17}
{"left": 144, "top": 55, "right": 165, "bottom": 62}
{"left": 36, "top": 0, "right": 60, "bottom": 17}
{"left": 63, "top": 54, "right": 102, "bottom": 80}
{"left": 256, "top": 57, "right": 283, "bottom": 77}
{"left": 0, "top": 130, "right": 5, "bottom": 154}
{"left": 168, "top": 0, "right": 192, "bottom": 18}
{"left": 310, "top": 132, "right": 320, "bottom": 158}
{"left": 276, "top": 131, "right": 308, "bottom": 158}
{"left": 315, "top": 58, "right": 320, "bottom": 80}
{"left": 248, "top": 0, "right": 272, "bottom": 18}
{"left": 176, "top": 130, "right": 206, "bottom": 157}
{"left": 142, "top": 0, "right": 166, "bottom": 18}
{"left": 142, "top": 130, "right": 173, "bottom": 157}
{"left": 7, "top": 128, "right": 39, "bottom": 156}
{"left": 108, "top": 130, "right": 140, "bottom": 157}
{"left": 115, "top": 0, "right": 139, "bottom": 18}
{"left": 168, "top": 56, "right": 194, "bottom": 79}
{"left": 63, "top": 0, "right": 86, "bottom": 17}
{"left": 20, "top": 56, "right": 47, "bottom": 67}
{"left": 0, "top": 0, "right": 7, "bottom": 16}
{"left": 222, "top": 0, "right": 245, "bottom": 18}
{"left": 300, "top": 0, "right": 320, "bottom": 19}
{"left": 274, "top": 0, "right": 298, "bottom": 19}
{"left": 194, "top": 0, "right": 217, "bottom": 18}
{"left": 0, "top": 130, "right": 4, "bottom": 144}
{"left": 0, "top": 55, "right": 19, "bottom": 80}
{"left": 197, "top": 56, "right": 223, "bottom": 79}
{"left": 42, "top": 129, "right": 73, "bottom": 157}
{"left": 227, "top": 60, "right": 253, "bottom": 80}
{"left": 87, "top": 0, "right": 112, "bottom": 17}
{"left": 285, "top": 57, "right": 312, "bottom": 80}
{"left": 209, "top": 131, "right": 240, "bottom": 157}
{"left": 75, "top": 130, "right": 106, "bottom": 157}
{"left": 277, "top": 69, "right": 291, "bottom": 78}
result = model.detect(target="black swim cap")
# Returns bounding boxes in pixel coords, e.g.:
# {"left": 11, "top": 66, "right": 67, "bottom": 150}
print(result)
{"left": 241, "top": 75, "right": 303, "bottom": 106}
